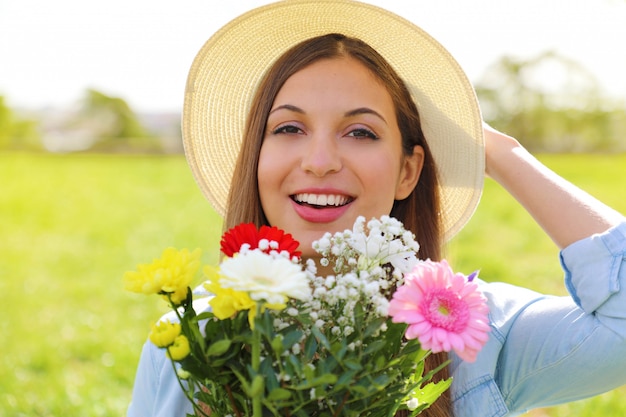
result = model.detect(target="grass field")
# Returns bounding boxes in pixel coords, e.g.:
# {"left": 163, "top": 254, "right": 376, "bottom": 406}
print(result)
{"left": 1, "top": 152, "right": 625, "bottom": 416}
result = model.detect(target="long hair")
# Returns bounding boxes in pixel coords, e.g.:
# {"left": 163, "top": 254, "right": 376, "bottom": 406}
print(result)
{"left": 225, "top": 34, "right": 450, "bottom": 417}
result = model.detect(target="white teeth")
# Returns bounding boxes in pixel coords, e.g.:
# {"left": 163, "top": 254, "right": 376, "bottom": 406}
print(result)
{"left": 293, "top": 193, "right": 349, "bottom": 207}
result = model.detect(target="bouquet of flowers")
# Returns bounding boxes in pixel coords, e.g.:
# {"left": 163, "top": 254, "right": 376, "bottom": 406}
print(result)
{"left": 124, "top": 216, "right": 490, "bottom": 416}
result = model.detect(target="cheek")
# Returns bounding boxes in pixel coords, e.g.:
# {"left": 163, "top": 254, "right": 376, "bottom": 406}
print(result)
{"left": 257, "top": 147, "right": 275, "bottom": 202}
{"left": 257, "top": 143, "right": 291, "bottom": 211}
{"left": 361, "top": 152, "right": 402, "bottom": 189}
{"left": 352, "top": 160, "right": 399, "bottom": 216}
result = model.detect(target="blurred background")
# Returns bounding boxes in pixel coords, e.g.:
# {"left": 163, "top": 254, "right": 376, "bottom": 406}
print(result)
{"left": 2, "top": 0, "right": 626, "bottom": 153}
{"left": 2, "top": 1, "right": 625, "bottom": 416}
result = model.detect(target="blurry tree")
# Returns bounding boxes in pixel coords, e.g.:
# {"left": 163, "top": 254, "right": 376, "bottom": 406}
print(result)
{"left": 475, "top": 51, "right": 626, "bottom": 152}
{"left": 73, "top": 89, "right": 160, "bottom": 152}
{"left": 0, "top": 96, "right": 42, "bottom": 151}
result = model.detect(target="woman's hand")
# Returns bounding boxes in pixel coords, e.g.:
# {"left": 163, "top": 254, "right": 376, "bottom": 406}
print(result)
{"left": 483, "top": 123, "right": 623, "bottom": 248}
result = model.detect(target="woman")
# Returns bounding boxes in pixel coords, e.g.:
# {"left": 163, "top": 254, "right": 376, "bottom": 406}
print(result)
{"left": 129, "top": 2, "right": 626, "bottom": 416}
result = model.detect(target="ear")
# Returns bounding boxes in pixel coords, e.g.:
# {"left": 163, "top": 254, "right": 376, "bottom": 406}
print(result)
{"left": 395, "top": 145, "right": 424, "bottom": 200}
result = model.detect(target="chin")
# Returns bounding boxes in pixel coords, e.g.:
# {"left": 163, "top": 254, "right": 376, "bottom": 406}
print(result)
{"left": 293, "top": 229, "right": 327, "bottom": 258}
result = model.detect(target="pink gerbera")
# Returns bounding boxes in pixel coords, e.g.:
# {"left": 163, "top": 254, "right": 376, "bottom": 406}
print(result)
{"left": 388, "top": 260, "right": 490, "bottom": 362}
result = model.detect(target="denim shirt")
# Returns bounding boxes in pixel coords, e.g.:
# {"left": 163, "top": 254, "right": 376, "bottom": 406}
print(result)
{"left": 128, "top": 222, "right": 626, "bottom": 417}
{"left": 451, "top": 222, "right": 626, "bottom": 417}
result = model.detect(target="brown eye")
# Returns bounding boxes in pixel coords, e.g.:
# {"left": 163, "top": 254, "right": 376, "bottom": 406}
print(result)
{"left": 273, "top": 124, "right": 303, "bottom": 135}
{"left": 347, "top": 128, "right": 378, "bottom": 140}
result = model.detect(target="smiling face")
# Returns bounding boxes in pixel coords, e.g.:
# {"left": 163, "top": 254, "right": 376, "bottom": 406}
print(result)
{"left": 257, "top": 57, "right": 423, "bottom": 257}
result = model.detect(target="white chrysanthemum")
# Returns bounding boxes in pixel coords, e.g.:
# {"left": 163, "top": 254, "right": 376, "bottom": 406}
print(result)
{"left": 219, "top": 250, "right": 311, "bottom": 304}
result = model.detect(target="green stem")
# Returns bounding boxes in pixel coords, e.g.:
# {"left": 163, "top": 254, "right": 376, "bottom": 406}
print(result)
{"left": 252, "top": 306, "right": 263, "bottom": 417}
{"left": 167, "top": 358, "right": 211, "bottom": 417}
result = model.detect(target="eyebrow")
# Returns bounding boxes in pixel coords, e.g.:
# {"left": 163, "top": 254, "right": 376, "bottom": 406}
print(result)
{"left": 269, "top": 104, "right": 304, "bottom": 115}
{"left": 345, "top": 107, "right": 388, "bottom": 125}
{"left": 269, "top": 104, "right": 387, "bottom": 125}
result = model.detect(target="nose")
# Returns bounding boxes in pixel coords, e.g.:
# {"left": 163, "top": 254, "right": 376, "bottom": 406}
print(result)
{"left": 300, "top": 133, "right": 342, "bottom": 177}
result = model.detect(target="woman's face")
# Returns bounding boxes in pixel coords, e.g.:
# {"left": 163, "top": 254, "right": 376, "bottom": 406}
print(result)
{"left": 258, "top": 57, "right": 423, "bottom": 257}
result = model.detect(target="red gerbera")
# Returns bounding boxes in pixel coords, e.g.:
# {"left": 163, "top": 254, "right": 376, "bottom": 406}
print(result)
{"left": 220, "top": 223, "right": 301, "bottom": 259}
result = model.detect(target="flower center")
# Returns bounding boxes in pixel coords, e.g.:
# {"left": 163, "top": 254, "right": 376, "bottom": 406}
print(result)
{"left": 253, "top": 275, "right": 275, "bottom": 286}
{"left": 421, "top": 289, "right": 470, "bottom": 332}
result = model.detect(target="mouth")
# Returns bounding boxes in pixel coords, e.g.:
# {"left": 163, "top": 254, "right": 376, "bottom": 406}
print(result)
{"left": 291, "top": 193, "right": 353, "bottom": 209}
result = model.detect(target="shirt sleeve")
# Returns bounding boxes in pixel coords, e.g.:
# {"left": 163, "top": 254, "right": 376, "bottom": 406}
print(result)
{"left": 127, "top": 340, "right": 160, "bottom": 417}
{"left": 127, "top": 338, "right": 195, "bottom": 417}
{"left": 127, "top": 300, "right": 213, "bottom": 417}
{"left": 563, "top": 222, "right": 626, "bottom": 336}
{"left": 497, "top": 222, "right": 626, "bottom": 413}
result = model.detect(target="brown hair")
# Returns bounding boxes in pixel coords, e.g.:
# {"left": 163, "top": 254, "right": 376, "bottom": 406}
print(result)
{"left": 226, "top": 34, "right": 450, "bottom": 417}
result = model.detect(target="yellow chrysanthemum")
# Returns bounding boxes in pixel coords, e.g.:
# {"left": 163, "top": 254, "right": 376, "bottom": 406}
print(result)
{"left": 167, "top": 334, "right": 190, "bottom": 361}
{"left": 209, "top": 286, "right": 256, "bottom": 319}
{"left": 149, "top": 319, "right": 181, "bottom": 348}
{"left": 124, "top": 248, "right": 201, "bottom": 303}
{"left": 163, "top": 286, "right": 189, "bottom": 306}
{"left": 204, "top": 265, "right": 255, "bottom": 319}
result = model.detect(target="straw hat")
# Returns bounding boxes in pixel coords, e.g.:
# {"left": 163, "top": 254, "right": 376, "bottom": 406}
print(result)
{"left": 182, "top": 0, "right": 484, "bottom": 241}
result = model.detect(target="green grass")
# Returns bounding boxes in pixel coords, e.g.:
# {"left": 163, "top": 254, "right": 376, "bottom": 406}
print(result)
{"left": 1, "top": 153, "right": 222, "bottom": 416}
{"left": 1, "top": 152, "right": 625, "bottom": 416}
{"left": 449, "top": 153, "right": 626, "bottom": 294}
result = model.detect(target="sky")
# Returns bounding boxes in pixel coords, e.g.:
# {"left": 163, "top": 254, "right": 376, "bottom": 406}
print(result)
{"left": 1, "top": 0, "right": 625, "bottom": 113}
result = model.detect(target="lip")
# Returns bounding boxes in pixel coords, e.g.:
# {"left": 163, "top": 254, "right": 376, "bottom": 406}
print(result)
{"left": 290, "top": 188, "right": 354, "bottom": 223}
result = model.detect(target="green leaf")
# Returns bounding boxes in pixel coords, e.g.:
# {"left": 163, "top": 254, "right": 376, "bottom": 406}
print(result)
{"left": 249, "top": 374, "right": 265, "bottom": 397}
{"left": 311, "top": 326, "right": 331, "bottom": 350}
{"left": 363, "top": 316, "right": 386, "bottom": 338}
{"left": 331, "top": 341, "right": 347, "bottom": 361}
{"left": 370, "top": 373, "right": 391, "bottom": 389}
{"left": 362, "top": 339, "right": 387, "bottom": 356}
{"left": 348, "top": 384, "right": 370, "bottom": 396}
{"left": 304, "top": 334, "right": 318, "bottom": 361}
{"left": 335, "top": 369, "right": 358, "bottom": 388}
{"left": 266, "top": 387, "right": 291, "bottom": 401}
{"left": 287, "top": 354, "right": 303, "bottom": 375}
{"left": 270, "top": 334, "right": 284, "bottom": 355}
{"left": 206, "top": 339, "right": 232, "bottom": 356}
{"left": 296, "top": 373, "right": 337, "bottom": 389}
{"left": 232, "top": 369, "right": 252, "bottom": 396}
{"left": 342, "top": 358, "right": 363, "bottom": 371}
{"left": 409, "top": 378, "right": 453, "bottom": 411}
{"left": 254, "top": 309, "right": 274, "bottom": 338}
{"left": 194, "top": 311, "right": 214, "bottom": 321}
{"left": 260, "top": 356, "right": 280, "bottom": 392}
{"left": 281, "top": 328, "right": 304, "bottom": 350}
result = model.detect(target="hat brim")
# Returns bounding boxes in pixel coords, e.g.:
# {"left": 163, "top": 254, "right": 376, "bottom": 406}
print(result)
{"left": 182, "top": 0, "right": 484, "bottom": 241}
